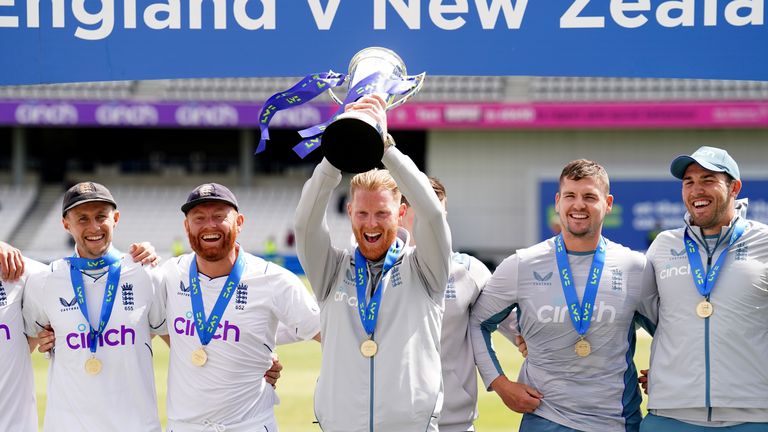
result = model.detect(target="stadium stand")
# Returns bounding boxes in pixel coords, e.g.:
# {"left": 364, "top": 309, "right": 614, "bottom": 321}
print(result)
{"left": 0, "top": 185, "right": 37, "bottom": 244}
{"left": 2, "top": 77, "right": 768, "bottom": 102}
{"left": 3, "top": 75, "right": 766, "bottom": 263}
{"left": 13, "top": 180, "right": 352, "bottom": 263}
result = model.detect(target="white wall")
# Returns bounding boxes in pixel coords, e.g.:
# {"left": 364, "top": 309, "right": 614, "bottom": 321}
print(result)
{"left": 426, "top": 129, "right": 768, "bottom": 259}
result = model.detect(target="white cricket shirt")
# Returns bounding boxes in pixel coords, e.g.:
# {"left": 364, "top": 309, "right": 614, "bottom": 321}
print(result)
{"left": 162, "top": 252, "right": 320, "bottom": 431}
{"left": 0, "top": 258, "right": 48, "bottom": 432}
{"left": 23, "top": 253, "right": 166, "bottom": 432}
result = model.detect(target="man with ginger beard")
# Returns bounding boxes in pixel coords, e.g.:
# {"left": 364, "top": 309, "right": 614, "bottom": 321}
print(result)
{"left": 160, "top": 183, "right": 320, "bottom": 432}
{"left": 294, "top": 95, "right": 451, "bottom": 431}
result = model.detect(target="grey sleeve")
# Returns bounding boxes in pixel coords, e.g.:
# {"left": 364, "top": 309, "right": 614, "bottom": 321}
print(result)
{"left": 294, "top": 159, "right": 346, "bottom": 302}
{"left": 470, "top": 254, "right": 521, "bottom": 389}
{"left": 383, "top": 147, "right": 451, "bottom": 299}
{"left": 635, "top": 256, "right": 659, "bottom": 333}
{"left": 466, "top": 256, "right": 520, "bottom": 344}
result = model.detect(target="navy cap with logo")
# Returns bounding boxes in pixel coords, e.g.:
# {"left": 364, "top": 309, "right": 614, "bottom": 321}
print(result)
{"left": 62, "top": 182, "right": 117, "bottom": 216}
{"left": 181, "top": 183, "right": 239, "bottom": 214}
{"left": 670, "top": 146, "right": 740, "bottom": 180}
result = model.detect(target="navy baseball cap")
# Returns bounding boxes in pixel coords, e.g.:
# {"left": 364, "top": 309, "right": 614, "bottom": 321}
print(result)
{"left": 670, "top": 146, "right": 740, "bottom": 180}
{"left": 62, "top": 182, "right": 117, "bottom": 216}
{"left": 181, "top": 183, "right": 239, "bottom": 214}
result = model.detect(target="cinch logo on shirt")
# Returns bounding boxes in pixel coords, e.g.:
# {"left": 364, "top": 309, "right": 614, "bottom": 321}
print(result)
{"left": 659, "top": 264, "right": 691, "bottom": 280}
{"left": 59, "top": 297, "right": 79, "bottom": 312}
{"left": 536, "top": 301, "right": 617, "bottom": 323}
{"left": 173, "top": 311, "right": 241, "bottom": 342}
{"left": 65, "top": 324, "right": 136, "bottom": 350}
{"left": 333, "top": 290, "right": 358, "bottom": 308}
{"left": 0, "top": 324, "right": 10, "bottom": 340}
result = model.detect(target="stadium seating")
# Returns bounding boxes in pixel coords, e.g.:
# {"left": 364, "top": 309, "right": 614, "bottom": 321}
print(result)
{"left": 3, "top": 77, "right": 767, "bottom": 103}
{"left": 18, "top": 181, "right": 353, "bottom": 263}
{"left": 0, "top": 185, "right": 36, "bottom": 243}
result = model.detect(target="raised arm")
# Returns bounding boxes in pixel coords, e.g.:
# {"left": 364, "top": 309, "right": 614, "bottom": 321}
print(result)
{"left": 294, "top": 159, "right": 345, "bottom": 301}
{"left": 384, "top": 145, "right": 451, "bottom": 299}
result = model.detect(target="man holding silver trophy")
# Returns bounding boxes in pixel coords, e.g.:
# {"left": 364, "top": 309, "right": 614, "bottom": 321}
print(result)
{"left": 294, "top": 82, "right": 452, "bottom": 432}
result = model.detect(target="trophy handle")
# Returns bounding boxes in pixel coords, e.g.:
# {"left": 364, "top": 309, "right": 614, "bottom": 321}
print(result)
{"left": 387, "top": 72, "right": 425, "bottom": 111}
{"left": 327, "top": 77, "right": 348, "bottom": 105}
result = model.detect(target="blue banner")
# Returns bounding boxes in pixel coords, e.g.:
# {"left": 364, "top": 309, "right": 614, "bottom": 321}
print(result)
{"left": 0, "top": 1, "right": 766, "bottom": 85}
{"left": 539, "top": 179, "right": 768, "bottom": 251}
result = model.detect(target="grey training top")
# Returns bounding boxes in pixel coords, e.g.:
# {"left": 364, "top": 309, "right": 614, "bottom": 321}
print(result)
{"left": 646, "top": 200, "right": 768, "bottom": 425}
{"left": 471, "top": 237, "right": 658, "bottom": 432}
{"left": 294, "top": 148, "right": 451, "bottom": 432}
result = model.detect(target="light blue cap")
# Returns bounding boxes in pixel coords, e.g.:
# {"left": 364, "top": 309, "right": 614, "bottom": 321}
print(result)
{"left": 670, "top": 146, "right": 740, "bottom": 180}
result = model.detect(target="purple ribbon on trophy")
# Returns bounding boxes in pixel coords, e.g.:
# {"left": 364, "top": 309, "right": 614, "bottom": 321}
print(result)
{"left": 255, "top": 71, "right": 346, "bottom": 154}
{"left": 255, "top": 47, "right": 425, "bottom": 173}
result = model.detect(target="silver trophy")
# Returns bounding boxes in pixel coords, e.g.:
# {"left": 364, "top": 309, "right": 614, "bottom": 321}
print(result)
{"left": 321, "top": 47, "right": 425, "bottom": 173}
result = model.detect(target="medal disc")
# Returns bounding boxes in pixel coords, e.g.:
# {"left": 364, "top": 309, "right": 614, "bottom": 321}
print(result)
{"left": 574, "top": 339, "right": 592, "bottom": 357}
{"left": 84, "top": 357, "right": 102, "bottom": 375}
{"left": 696, "top": 300, "right": 714, "bottom": 318}
{"left": 360, "top": 339, "right": 378, "bottom": 358}
{"left": 191, "top": 347, "right": 208, "bottom": 366}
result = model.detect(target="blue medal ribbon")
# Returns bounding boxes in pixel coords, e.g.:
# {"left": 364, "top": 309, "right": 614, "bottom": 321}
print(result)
{"left": 683, "top": 218, "right": 747, "bottom": 299}
{"left": 554, "top": 235, "right": 606, "bottom": 337}
{"left": 354, "top": 239, "right": 403, "bottom": 336}
{"left": 66, "top": 249, "right": 123, "bottom": 355}
{"left": 189, "top": 250, "right": 245, "bottom": 346}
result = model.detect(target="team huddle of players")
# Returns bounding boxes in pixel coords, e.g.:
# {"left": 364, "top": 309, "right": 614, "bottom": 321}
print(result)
{"left": 1, "top": 96, "right": 766, "bottom": 432}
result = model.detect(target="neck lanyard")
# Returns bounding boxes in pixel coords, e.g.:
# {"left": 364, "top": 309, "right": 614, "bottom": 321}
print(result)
{"left": 354, "top": 239, "right": 403, "bottom": 336}
{"left": 66, "top": 249, "right": 122, "bottom": 355}
{"left": 554, "top": 235, "right": 606, "bottom": 337}
{"left": 188, "top": 250, "right": 245, "bottom": 346}
{"left": 684, "top": 218, "right": 747, "bottom": 299}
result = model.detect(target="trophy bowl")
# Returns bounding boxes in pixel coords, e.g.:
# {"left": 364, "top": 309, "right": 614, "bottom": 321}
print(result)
{"left": 321, "top": 47, "right": 424, "bottom": 173}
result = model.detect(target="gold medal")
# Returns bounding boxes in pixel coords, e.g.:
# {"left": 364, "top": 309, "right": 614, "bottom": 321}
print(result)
{"left": 84, "top": 356, "right": 102, "bottom": 375}
{"left": 574, "top": 338, "right": 592, "bottom": 357}
{"left": 360, "top": 339, "right": 378, "bottom": 358}
{"left": 696, "top": 300, "right": 714, "bottom": 318}
{"left": 191, "top": 347, "right": 208, "bottom": 366}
